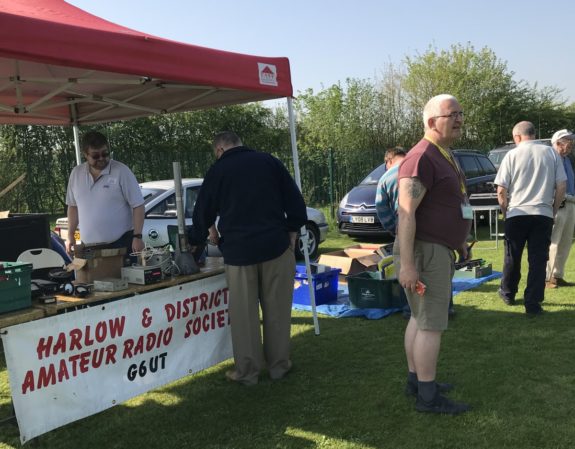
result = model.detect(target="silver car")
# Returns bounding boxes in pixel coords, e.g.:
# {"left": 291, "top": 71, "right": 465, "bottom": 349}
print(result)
{"left": 55, "top": 179, "right": 328, "bottom": 260}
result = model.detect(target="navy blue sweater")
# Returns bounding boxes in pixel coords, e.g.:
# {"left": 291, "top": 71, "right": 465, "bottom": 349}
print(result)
{"left": 192, "top": 146, "right": 307, "bottom": 265}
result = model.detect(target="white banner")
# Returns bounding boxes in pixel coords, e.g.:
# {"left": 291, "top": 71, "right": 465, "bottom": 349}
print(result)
{"left": 2, "top": 274, "right": 232, "bottom": 444}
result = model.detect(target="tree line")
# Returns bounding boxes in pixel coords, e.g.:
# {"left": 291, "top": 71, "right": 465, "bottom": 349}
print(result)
{"left": 1, "top": 44, "right": 574, "bottom": 214}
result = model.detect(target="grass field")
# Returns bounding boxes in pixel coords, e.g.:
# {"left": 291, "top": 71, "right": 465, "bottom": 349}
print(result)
{"left": 1, "top": 223, "right": 574, "bottom": 449}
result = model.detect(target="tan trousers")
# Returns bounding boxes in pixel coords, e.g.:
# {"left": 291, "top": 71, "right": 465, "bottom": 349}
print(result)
{"left": 547, "top": 201, "right": 575, "bottom": 280}
{"left": 224, "top": 248, "right": 295, "bottom": 384}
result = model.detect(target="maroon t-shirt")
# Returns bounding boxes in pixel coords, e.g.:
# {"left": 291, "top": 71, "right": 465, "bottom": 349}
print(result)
{"left": 398, "top": 139, "right": 471, "bottom": 250}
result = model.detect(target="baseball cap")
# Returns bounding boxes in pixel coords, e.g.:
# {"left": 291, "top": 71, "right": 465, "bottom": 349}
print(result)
{"left": 551, "top": 129, "right": 575, "bottom": 145}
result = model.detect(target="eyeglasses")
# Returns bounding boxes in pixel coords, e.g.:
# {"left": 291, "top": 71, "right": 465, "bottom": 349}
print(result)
{"left": 88, "top": 151, "right": 110, "bottom": 160}
{"left": 434, "top": 111, "right": 464, "bottom": 120}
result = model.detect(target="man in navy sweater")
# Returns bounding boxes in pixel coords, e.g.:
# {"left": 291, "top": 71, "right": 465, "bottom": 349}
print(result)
{"left": 192, "top": 131, "right": 307, "bottom": 386}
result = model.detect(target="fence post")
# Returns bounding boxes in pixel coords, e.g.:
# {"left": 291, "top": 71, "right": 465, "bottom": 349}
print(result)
{"left": 328, "top": 147, "right": 335, "bottom": 219}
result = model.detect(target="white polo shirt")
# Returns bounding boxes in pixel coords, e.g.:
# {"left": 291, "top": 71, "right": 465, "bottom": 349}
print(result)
{"left": 66, "top": 160, "right": 144, "bottom": 244}
{"left": 495, "top": 141, "right": 566, "bottom": 218}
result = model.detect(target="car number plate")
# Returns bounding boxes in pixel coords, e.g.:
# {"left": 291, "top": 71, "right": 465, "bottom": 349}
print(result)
{"left": 350, "top": 215, "right": 374, "bottom": 224}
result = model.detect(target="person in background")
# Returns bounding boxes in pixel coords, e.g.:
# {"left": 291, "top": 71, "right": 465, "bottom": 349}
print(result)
{"left": 191, "top": 131, "right": 307, "bottom": 386}
{"left": 65, "top": 131, "right": 145, "bottom": 260}
{"left": 375, "top": 147, "right": 411, "bottom": 318}
{"left": 495, "top": 121, "right": 566, "bottom": 315}
{"left": 375, "top": 146, "right": 407, "bottom": 235}
{"left": 546, "top": 129, "right": 575, "bottom": 288}
{"left": 395, "top": 94, "right": 472, "bottom": 414}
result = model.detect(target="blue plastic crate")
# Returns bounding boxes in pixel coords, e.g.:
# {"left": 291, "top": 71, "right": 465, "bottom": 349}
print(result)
{"left": 293, "top": 265, "right": 341, "bottom": 306}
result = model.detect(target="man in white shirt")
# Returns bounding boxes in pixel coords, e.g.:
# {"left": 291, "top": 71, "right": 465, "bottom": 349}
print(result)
{"left": 495, "top": 121, "right": 566, "bottom": 315}
{"left": 65, "top": 131, "right": 145, "bottom": 260}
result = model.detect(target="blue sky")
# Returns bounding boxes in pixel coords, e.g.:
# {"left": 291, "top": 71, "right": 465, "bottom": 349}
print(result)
{"left": 70, "top": 0, "right": 575, "bottom": 103}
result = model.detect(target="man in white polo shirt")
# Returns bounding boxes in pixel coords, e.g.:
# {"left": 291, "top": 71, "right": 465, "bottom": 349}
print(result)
{"left": 65, "top": 131, "right": 145, "bottom": 260}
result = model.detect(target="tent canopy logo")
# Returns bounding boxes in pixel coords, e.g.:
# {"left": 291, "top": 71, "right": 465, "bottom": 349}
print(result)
{"left": 258, "top": 63, "right": 278, "bottom": 87}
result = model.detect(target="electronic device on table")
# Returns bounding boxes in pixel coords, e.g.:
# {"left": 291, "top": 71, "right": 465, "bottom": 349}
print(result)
{"left": 121, "top": 264, "right": 163, "bottom": 285}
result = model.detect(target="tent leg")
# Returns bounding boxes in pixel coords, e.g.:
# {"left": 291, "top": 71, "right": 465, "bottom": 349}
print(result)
{"left": 70, "top": 102, "right": 82, "bottom": 166}
{"left": 288, "top": 97, "right": 320, "bottom": 336}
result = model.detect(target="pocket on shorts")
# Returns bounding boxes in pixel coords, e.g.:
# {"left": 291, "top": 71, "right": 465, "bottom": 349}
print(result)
{"left": 414, "top": 241, "right": 435, "bottom": 274}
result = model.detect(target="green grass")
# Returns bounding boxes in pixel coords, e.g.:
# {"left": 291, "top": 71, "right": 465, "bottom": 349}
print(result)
{"left": 1, "top": 224, "right": 575, "bottom": 448}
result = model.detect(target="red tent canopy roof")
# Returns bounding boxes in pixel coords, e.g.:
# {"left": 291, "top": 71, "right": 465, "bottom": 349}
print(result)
{"left": 0, "top": 0, "right": 293, "bottom": 125}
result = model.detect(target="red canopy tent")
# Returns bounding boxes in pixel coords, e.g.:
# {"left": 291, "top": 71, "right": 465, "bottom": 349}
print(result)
{"left": 0, "top": 0, "right": 293, "bottom": 126}
{"left": 0, "top": 0, "right": 319, "bottom": 335}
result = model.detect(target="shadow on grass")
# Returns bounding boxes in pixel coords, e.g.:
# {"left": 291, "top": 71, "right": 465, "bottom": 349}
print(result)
{"left": 5, "top": 296, "right": 572, "bottom": 449}
{"left": 1, "top": 261, "right": 570, "bottom": 449}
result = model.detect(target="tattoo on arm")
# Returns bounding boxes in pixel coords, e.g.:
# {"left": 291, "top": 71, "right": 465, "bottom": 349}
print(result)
{"left": 406, "top": 178, "right": 424, "bottom": 199}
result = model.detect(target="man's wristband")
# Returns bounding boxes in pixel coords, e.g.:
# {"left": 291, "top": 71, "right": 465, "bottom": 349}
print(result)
{"left": 133, "top": 234, "right": 143, "bottom": 239}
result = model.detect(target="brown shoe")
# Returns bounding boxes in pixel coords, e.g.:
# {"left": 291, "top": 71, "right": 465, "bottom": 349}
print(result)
{"left": 225, "top": 370, "right": 258, "bottom": 386}
{"left": 269, "top": 360, "right": 293, "bottom": 381}
{"left": 555, "top": 278, "right": 572, "bottom": 287}
{"left": 545, "top": 281, "right": 558, "bottom": 289}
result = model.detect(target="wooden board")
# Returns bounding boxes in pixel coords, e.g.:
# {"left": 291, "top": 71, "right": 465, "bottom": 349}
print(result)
{"left": 0, "top": 257, "right": 225, "bottom": 329}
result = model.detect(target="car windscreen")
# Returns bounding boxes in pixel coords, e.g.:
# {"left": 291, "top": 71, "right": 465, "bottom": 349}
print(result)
{"left": 141, "top": 187, "right": 167, "bottom": 205}
{"left": 360, "top": 163, "right": 387, "bottom": 185}
{"left": 488, "top": 151, "right": 509, "bottom": 165}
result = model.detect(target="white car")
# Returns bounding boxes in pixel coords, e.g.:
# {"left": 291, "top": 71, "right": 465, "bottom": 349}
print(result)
{"left": 55, "top": 179, "right": 328, "bottom": 260}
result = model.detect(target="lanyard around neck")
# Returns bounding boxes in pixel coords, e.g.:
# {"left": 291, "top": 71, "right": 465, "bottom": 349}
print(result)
{"left": 424, "top": 137, "right": 467, "bottom": 195}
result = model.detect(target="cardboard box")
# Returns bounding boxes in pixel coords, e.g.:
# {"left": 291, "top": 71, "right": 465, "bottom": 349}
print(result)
{"left": 72, "top": 247, "right": 126, "bottom": 284}
{"left": 318, "top": 249, "right": 381, "bottom": 281}
{"left": 346, "top": 244, "right": 381, "bottom": 251}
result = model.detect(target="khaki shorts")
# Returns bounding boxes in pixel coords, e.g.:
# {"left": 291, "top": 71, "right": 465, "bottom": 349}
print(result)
{"left": 393, "top": 240, "right": 454, "bottom": 331}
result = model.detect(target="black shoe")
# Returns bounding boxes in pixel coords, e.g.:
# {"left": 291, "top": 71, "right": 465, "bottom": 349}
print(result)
{"left": 415, "top": 393, "right": 471, "bottom": 415}
{"left": 498, "top": 288, "right": 515, "bottom": 306}
{"left": 526, "top": 308, "right": 544, "bottom": 317}
{"left": 405, "top": 381, "right": 454, "bottom": 397}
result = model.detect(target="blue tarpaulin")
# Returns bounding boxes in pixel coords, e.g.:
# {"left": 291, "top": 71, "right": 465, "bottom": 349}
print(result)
{"left": 292, "top": 271, "right": 502, "bottom": 320}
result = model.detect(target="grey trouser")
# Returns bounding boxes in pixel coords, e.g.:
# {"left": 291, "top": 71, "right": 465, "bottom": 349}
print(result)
{"left": 224, "top": 248, "right": 295, "bottom": 383}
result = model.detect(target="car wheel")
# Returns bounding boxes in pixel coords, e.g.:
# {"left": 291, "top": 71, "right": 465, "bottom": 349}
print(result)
{"left": 295, "top": 224, "right": 319, "bottom": 260}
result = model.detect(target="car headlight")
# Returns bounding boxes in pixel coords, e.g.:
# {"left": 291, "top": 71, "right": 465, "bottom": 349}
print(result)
{"left": 339, "top": 193, "right": 349, "bottom": 208}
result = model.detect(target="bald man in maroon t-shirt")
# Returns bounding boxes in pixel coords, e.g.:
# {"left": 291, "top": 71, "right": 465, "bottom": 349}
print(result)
{"left": 394, "top": 94, "right": 472, "bottom": 415}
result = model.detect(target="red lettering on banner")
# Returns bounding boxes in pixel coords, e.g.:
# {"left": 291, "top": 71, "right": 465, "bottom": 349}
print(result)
{"left": 141, "top": 308, "right": 152, "bottom": 328}
{"left": 199, "top": 292, "right": 208, "bottom": 311}
{"left": 69, "top": 328, "right": 82, "bottom": 350}
{"left": 122, "top": 328, "right": 173, "bottom": 359}
{"left": 21, "top": 344, "right": 119, "bottom": 394}
{"left": 21, "top": 371, "right": 34, "bottom": 394}
{"left": 58, "top": 358, "right": 70, "bottom": 382}
{"left": 183, "top": 309, "right": 229, "bottom": 338}
{"left": 53, "top": 333, "right": 66, "bottom": 355}
{"left": 35, "top": 316, "right": 126, "bottom": 359}
{"left": 37, "top": 365, "right": 57, "bottom": 389}
{"left": 106, "top": 344, "right": 117, "bottom": 364}
{"left": 95, "top": 321, "right": 107, "bottom": 342}
{"left": 165, "top": 298, "right": 194, "bottom": 322}
{"left": 68, "top": 353, "right": 81, "bottom": 377}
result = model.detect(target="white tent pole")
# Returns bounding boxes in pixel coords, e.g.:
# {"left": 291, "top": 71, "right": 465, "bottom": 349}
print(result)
{"left": 287, "top": 97, "right": 320, "bottom": 336}
{"left": 72, "top": 125, "right": 81, "bottom": 166}
{"left": 70, "top": 104, "right": 82, "bottom": 166}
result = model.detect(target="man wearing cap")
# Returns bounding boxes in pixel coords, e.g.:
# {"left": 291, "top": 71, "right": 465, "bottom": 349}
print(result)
{"left": 546, "top": 129, "right": 575, "bottom": 288}
{"left": 495, "top": 121, "right": 566, "bottom": 315}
